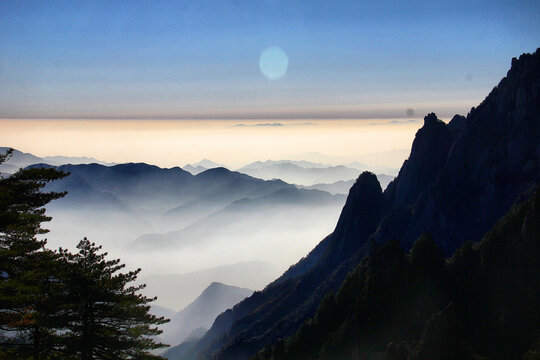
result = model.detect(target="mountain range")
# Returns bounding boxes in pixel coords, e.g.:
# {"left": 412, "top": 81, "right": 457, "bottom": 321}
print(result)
{"left": 237, "top": 160, "right": 394, "bottom": 188}
{"left": 171, "top": 49, "right": 540, "bottom": 360}
{"left": 0, "top": 147, "right": 114, "bottom": 175}
{"left": 181, "top": 158, "right": 395, "bottom": 193}
{"left": 156, "top": 282, "right": 252, "bottom": 352}
{"left": 17, "top": 161, "right": 345, "bottom": 310}
{"left": 182, "top": 159, "right": 223, "bottom": 175}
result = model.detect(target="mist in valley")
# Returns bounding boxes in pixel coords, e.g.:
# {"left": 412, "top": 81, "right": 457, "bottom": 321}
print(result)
{"left": 1, "top": 147, "right": 401, "bottom": 349}
{"left": 30, "top": 160, "right": 355, "bottom": 310}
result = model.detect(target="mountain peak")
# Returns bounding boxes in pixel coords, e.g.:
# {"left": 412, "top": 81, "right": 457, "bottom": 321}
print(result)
{"left": 192, "top": 159, "right": 222, "bottom": 168}
{"left": 196, "top": 167, "right": 233, "bottom": 178}
{"left": 509, "top": 47, "right": 539, "bottom": 75}
{"left": 447, "top": 114, "right": 466, "bottom": 136}
{"left": 330, "top": 171, "right": 384, "bottom": 256}
{"left": 207, "top": 281, "right": 226, "bottom": 289}
{"left": 423, "top": 112, "right": 439, "bottom": 126}
{"left": 385, "top": 112, "right": 453, "bottom": 206}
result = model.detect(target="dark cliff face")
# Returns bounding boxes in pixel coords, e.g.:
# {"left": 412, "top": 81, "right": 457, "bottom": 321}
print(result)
{"left": 385, "top": 113, "right": 454, "bottom": 206}
{"left": 252, "top": 186, "right": 540, "bottom": 360}
{"left": 434, "top": 51, "right": 540, "bottom": 252}
{"left": 378, "top": 49, "right": 540, "bottom": 254}
{"left": 327, "top": 172, "right": 384, "bottom": 261}
{"left": 447, "top": 114, "right": 466, "bottom": 136}
{"left": 175, "top": 172, "right": 385, "bottom": 360}
{"left": 177, "top": 49, "right": 540, "bottom": 360}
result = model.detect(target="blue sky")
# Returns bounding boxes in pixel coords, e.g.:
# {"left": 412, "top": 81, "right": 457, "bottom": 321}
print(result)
{"left": 1, "top": 0, "right": 539, "bottom": 119}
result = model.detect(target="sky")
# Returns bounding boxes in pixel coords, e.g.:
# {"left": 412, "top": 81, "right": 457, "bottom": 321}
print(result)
{"left": 1, "top": 0, "right": 539, "bottom": 164}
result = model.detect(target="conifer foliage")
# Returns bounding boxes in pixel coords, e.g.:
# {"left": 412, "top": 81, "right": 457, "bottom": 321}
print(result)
{"left": 0, "top": 149, "right": 169, "bottom": 359}
{"left": 58, "top": 238, "right": 168, "bottom": 359}
{"left": 0, "top": 148, "right": 68, "bottom": 358}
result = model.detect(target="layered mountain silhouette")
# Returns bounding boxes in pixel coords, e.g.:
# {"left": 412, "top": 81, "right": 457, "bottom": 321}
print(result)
{"left": 133, "top": 187, "right": 345, "bottom": 250}
{"left": 141, "top": 262, "right": 278, "bottom": 311}
{"left": 173, "top": 49, "right": 540, "bottom": 360}
{"left": 35, "top": 163, "right": 343, "bottom": 236}
{"left": 0, "top": 147, "right": 43, "bottom": 174}
{"left": 0, "top": 147, "right": 113, "bottom": 175}
{"left": 238, "top": 160, "right": 393, "bottom": 187}
{"left": 182, "top": 159, "right": 223, "bottom": 175}
{"left": 156, "top": 282, "right": 252, "bottom": 352}
{"left": 25, "top": 162, "right": 344, "bottom": 309}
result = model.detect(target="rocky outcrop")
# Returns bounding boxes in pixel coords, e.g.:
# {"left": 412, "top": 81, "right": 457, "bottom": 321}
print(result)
{"left": 447, "top": 114, "right": 466, "bottom": 137}
{"left": 378, "top": 49, "right": 540, "bottom": 254}
{"left": 327, "top": 172, "right": 384, "bottom": 260}
{"left": 385, "top": 113, "right": 453, "bottom": 206}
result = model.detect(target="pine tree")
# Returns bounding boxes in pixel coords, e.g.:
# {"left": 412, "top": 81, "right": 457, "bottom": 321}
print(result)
{"left": 0, "top": 148, "right": 67, "bottom": 358}
{"left": 1, "top": 149, "right": 169, "bottom": 358}
{"left": 58, "top": 238, "right": 169, "bottom": 359}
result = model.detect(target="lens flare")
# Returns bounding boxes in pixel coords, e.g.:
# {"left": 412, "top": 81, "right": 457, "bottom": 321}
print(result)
{"left": 259, "top": 46, "right": 288, "bottom": 80}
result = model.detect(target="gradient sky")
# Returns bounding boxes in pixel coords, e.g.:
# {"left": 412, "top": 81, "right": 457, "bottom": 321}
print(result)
{"left": 1, "top": 0, "right": 539, "bottom": 120}
{"left": 0, "top": 119, "right": 423, "bottom": 168}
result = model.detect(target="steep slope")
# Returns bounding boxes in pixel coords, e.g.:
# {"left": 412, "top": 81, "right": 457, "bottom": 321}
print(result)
{"left": 381, "top": 50, "right": 540, "bottom": 254}
{"left": 177, "top": 49, "right": 540, "bottom": 360}
{"left": 176, "top": 172, "right": 384, "bottom": 360}
{"left": 253, "top": 185, "right": 540, "bottom": 360}
{"left": 385, "top": 112, "right": 453, "bottom": 205}
{"left": 159, "top": 282, "right": 252, "bottom": 350}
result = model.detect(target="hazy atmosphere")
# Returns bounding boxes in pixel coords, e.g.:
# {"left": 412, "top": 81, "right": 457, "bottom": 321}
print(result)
{"left": 0, "top": 118, "right": 421, "bottom": 169}
{"left": 1, "top": 1, "right": 539, "bottom": 359}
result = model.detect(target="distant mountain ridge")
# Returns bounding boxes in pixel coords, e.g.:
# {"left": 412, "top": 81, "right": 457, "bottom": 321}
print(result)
{"left": 0, "top": 147, "right": 114, "bottom": 175}
{"left": 238, "top": 159, "right": 395, "bottom": 194}
{"left": 157, "top": 282, "right": 252, "bottom": 353}
{"left": 31, "top": 161, "right": 345, "bottom": 310}
{"left": 240, "top": 160, "right": 330, "bottom": 170}
{"left": 175, "top": 49, "right": 540, "bottom": 360}
{"left": 141, "top": 262, "right": 278, "bottom": 311}
{"left": 133, "top": 187, "right": 345, "bottom": 250}
{"left": 182, "top": 159, "right": 223, "bottom": 174}
{"left": 238, "top": 161, "right": 360, "bottom": 185}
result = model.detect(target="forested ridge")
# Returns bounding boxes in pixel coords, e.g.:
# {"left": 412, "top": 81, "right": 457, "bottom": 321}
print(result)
{"left": 253, "top": 186, "right": 540, "bottom": 360}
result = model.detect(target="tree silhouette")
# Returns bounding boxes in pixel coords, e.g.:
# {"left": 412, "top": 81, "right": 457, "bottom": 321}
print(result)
{"left": 58, "top": 238, "right": 169, "bottom": 359}
{"left": 0, "top": 148, "right": 67, "bottom": 358}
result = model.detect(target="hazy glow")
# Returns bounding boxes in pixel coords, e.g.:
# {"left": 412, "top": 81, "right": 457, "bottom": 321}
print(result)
{"left": 0, "top": 119, "right": 422, "bottom": 168}
{"left": 259, "top": 47, "right": 289, "bottom": 80}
